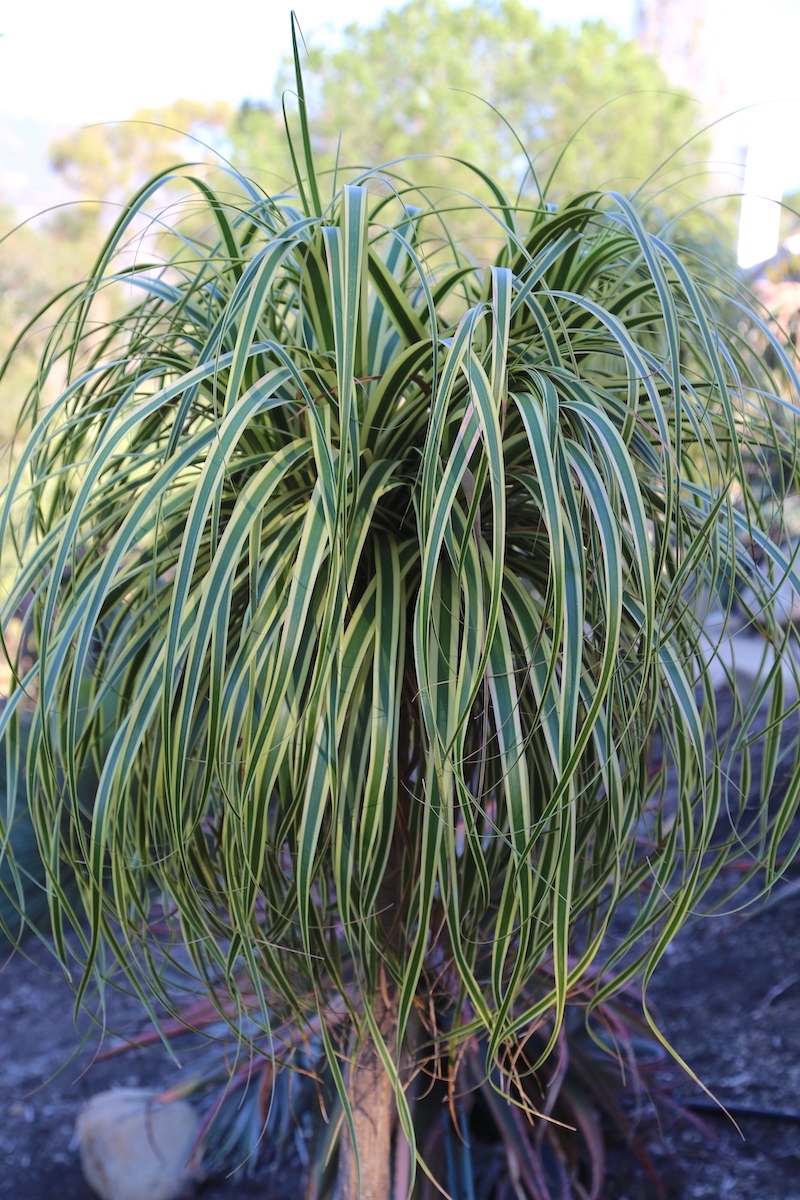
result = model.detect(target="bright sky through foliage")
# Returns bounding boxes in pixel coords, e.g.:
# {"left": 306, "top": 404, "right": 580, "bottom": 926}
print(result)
{"left": 1, "top": 0, "right": 800, "bottom": 264}
{"left": 0, "top": 1, "right": 632, "bottom": 125}
{"left": 0, "top": 0, "right": 798, "bottom": 136}
{"left": 0, "top": 0, "right": 631, "bottom": 216}
{"left": 0, "top": 1, "right": 391, "bottom": 125}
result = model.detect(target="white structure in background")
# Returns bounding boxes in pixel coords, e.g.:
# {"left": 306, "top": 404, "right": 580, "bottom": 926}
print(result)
{"left": 635, "top": 1, "right": 800, "bottom": 273}
{"left": 635, "top": 0, "right": 710, "bottom": 95}
{"left": 737, "top": 105, "right": 797, "bottom": 269}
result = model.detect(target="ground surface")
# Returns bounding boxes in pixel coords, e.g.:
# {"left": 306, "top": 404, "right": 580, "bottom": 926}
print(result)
{"left": 3, "top": 690, "right": 800, "bottom": 1199}
{"left": 603, "top": 879, "right": 800, "bottom": 1199}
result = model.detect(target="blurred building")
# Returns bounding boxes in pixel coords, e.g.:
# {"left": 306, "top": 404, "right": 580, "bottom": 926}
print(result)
{"left": 635, "top": 0, "right": 711, "bottom": 98}
{"left": 635, "top": 0, "right": 800, "bottom": 271}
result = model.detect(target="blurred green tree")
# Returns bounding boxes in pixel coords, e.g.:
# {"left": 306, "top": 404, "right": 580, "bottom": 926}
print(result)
{"left": 47, "top": 3, "right": 710, "bottom": 220}
{"left": 232, "top": 0, "right": 709, "bottom": 210}
{"left": 48, "top": 99, "right": 233, "bottom": 217}
{"left": 0, "top": 203, "right": 104, "bottom": 444}
{"left": 4, "top": 1, "right": 729, "bottom": 456}
{"left": 1, "top": 104, "right": 234, "bottom": 455}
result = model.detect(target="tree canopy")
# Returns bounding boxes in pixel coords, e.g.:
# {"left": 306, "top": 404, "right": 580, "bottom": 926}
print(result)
{"left": 48, "top": 2, "right": 709, "bottom": 215}
{"left": 48, "top": 99, "right": 233, "bottom": 215}
{"left": 234, "top": 0, "right": 708, "bottom": 206}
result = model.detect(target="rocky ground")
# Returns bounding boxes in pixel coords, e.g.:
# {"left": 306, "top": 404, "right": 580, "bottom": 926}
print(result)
{"left": 3, "top": 680, "right": 800, "bottom": 1200}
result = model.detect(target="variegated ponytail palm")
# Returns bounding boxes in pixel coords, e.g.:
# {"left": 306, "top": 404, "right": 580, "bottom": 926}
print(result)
{"left": 3, "top": 41, "right": 800, "bottom": 1200}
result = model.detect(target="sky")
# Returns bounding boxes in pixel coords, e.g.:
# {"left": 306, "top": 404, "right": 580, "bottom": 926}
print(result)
{"left": 0, "top": 1, "right": 635, "bottom": 126}
{"left": 0, "top": 0, "right": 632, "bottom": 217}
{"left": 1, "top": 0, "right": 800, "bottom": 263}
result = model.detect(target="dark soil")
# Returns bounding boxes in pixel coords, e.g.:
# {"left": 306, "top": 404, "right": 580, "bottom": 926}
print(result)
{"left": 603, "top": 877, "right": 800, "bottom": 1199}
{"left": 0, "top": 936, "right": 303, "bottom": 1200}
{"left": 3, "top": 691, "right": 800, "bottom": 1199}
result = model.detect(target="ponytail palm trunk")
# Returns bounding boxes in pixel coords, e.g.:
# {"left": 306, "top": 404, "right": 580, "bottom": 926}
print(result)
{"left": 3, "top": 56, "right": 800, "bottom": 1198}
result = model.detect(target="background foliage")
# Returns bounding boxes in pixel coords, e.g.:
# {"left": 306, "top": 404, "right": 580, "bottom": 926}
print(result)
{"left": 1, "top": 0, "right": 724, "bottom": 453}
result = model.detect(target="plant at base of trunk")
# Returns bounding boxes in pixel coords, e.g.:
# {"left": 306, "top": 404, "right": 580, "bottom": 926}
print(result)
{"left": 99, "top": 959, "right": 685, "bottom": 1198}
{"left": 3, "top": 27, "right": 800, "bottom": 1200}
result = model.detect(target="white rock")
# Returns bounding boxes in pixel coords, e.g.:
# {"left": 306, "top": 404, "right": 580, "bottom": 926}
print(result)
{"left": 76, "top": 1087, "right": 200, "bottom": 1200}
{"left": 741, "top": 574, "right": 800, "bottom": 629}
{"left": 698, "top": 603, "right": 800, "bottom": 701}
